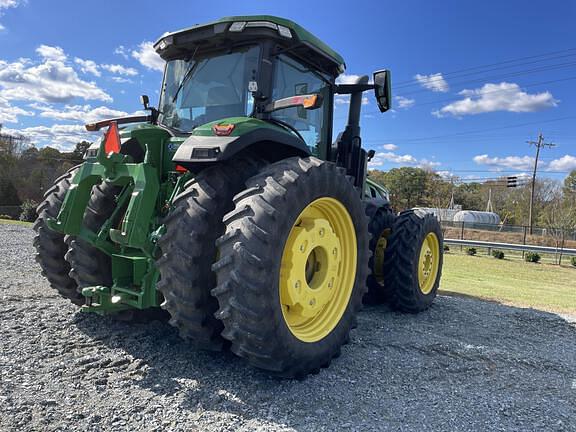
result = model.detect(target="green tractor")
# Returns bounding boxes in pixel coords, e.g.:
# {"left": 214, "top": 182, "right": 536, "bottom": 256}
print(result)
{"left": 34, "top": 16, "right": 443, "bottom": 378}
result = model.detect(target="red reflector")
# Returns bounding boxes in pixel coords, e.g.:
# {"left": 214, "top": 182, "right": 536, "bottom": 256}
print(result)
{"left": 175, "top": 164, "right": 188, "bottom": 173}
{"left": 212, "top": 123, "right": 235, "bottom": 136}
{"left": 104, "top": 121, "right": 121, "bottom": 154}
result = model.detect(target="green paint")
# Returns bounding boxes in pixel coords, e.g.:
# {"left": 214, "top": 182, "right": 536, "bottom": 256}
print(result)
{"left": 163, "top": 15, "right": 346, "bottom": 72}
{"left": 192, "top": 116, "right": 293, "bottom": 137}
{"left": 47, "top": 121, "right": 187, "bottom": 314}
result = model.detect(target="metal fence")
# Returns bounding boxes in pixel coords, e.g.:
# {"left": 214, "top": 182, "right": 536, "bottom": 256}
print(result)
{"left": 441, "top": 220, "right": 576, "bottom": 261}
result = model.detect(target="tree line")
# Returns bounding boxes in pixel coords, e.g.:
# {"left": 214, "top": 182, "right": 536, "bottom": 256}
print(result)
{"left": 0, "top": 134, "right": 89, "bottom": 217}
{"left": 0, "top": 132, "right": 575, "bottom": 232}
{"left": 368, "top": 166, "right": 576, "bottom": 230}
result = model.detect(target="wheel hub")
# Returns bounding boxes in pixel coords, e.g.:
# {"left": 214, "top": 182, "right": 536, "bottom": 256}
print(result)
{"left": 281, "top": 218, "right": 341, "bottom": 318}
{"left": 418, "top": 232, "right": 440, "bottom": 294}
{"left": 279, "top": 197, "right": 357, "bottom": 342}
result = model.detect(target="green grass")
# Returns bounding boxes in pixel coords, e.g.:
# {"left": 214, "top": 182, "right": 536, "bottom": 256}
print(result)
{"left": 0, "top": 218, "right": 33, "bottom": 227}
{"left": 440, "top": 252, "right": 576, "bottom": 314}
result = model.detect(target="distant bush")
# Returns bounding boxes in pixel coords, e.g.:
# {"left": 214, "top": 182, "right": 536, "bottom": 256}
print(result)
{"left": 571, "top": 256, "right": 576, "bottom": 268}
{"left": 443, "top": 245, "right": 450, "bottom": 252}
{"left": 525, "top": 252, "right": 541, "bottom": 263}
{"left": 466, "top": 247, "right": 477, "bottom": 256}
{"left": 492, "top": 250, "right": 505, "bottom": 259}
{"left": 0, "top": 214, "right": 13, "bottom": 220}
{"left": 19, "top": 200, "right": 38, "bottom": 222}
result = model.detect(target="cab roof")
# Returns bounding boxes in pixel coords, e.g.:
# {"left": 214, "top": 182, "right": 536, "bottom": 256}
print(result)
{"left": 154, "top": 15, "right": 346, "bottom": 77}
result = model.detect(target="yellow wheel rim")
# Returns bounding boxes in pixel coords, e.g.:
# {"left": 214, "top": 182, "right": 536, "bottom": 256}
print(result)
{"left": 373, "top": 229, "right": 391, "bottom": 285}
{"left": 279, "top": 197, "right": 357, "bottom": 343}
{"left": 418, "top": 232, "right": 440, "bottom": 294}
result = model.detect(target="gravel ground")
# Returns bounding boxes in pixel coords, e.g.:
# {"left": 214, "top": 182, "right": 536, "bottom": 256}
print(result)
{"left": 1, "top": 223, "right": 575, "bottom": 432}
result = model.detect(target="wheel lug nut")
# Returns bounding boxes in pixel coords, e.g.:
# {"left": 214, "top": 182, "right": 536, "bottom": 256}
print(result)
{"left": 309, "top": 299, "right": 316, "bottom": 306}
{"left": 319, "top": 228, "right": 325, "bottom": 237}
{"left": 295, "top": 281, "right": 301, "bottom": 290}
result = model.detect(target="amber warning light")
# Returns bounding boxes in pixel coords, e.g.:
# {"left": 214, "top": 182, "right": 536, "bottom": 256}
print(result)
{"left": 212, "top": 123, "right": 236, "bottom": 136}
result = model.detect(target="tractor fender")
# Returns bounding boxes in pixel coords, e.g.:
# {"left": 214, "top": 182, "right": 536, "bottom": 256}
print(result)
{"left": 172, "top": 127, "right": 311, "bottom": 169}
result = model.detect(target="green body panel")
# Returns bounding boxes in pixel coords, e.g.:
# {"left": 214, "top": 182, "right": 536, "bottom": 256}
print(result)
{"left": 47, "top": 123, "right": 191, "bottom": 314}
{"left": 161, "top": 15, "right": 345, "bottom": 72}
{"left": 191, "top": 116, "right": 295, "bottom": 137}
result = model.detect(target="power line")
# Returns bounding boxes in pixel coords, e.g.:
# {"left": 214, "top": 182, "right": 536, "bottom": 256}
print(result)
{"left": 393, "top": 47, "right": 576, "bottom": 87}
{"left": 333, "top": 76, "right": 576, "bottom": 120}
{"left": 394, "top": 52, "right": 576, "bottom": 89}
{"left": 398, "top": 61, "right": 576, "bottom": 97}
{"left": 362, "top": 115, "right": 576, "bottom": 144}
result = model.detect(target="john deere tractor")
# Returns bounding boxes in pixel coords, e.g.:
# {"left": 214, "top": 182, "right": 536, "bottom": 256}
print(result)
{"left": 34, "top": 16, "right": 443, "bottom": 378}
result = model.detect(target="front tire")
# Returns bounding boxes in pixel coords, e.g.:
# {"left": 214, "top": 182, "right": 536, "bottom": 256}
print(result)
{"left": 33, "top": 167, "right": 83, "bottom": 305}
{"left": 212, "top": 157, "right": 369, "bottom": 378}
{"left": 383, "top": 209, "right": 443, "bottom": 312}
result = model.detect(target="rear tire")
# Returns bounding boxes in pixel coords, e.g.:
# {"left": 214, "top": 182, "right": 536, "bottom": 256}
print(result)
{"left": 156, "top": 158, "right": 262, "bottom": 350}
{"left": 383, "top": 209, "right": 443, "bottom": 312}
{"left": 33, "top": 167, "right": 83, "bottom": 305}
{"left": 212, "top": 157, "right": 369, "bottom": 378}
{"left": 364, "top": 203, "right": 396, "bottom": 305}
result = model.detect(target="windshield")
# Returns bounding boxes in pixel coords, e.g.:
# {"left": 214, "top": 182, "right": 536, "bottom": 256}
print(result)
{"left": 158, "top": 45, "right": 260, "bottom": 132}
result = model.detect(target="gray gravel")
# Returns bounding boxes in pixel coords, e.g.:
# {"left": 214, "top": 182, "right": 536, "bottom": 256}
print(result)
{"left": 1, "top": 223, "right": 575, "bottom": 432}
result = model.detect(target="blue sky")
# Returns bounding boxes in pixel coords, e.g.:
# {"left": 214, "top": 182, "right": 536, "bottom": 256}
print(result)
{"left": 0, "top": 0, "right": 575, "bottom": 181}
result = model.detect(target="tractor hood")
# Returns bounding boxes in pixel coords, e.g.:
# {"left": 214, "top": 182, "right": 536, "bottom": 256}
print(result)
{"left": 172, "top": 117, "right": 310, "bottom": 168}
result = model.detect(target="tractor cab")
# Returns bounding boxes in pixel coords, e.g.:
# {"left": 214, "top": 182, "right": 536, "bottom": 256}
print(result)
{"left": 153, "top": 16, "right": 391, "bottom": 181}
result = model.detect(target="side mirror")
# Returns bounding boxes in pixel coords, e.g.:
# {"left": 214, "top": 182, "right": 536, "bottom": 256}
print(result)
{"left": 373, "top": 70, "right": 391, "bottom": 112}
{"left": 140, "top": 94, "right": 150, "bottom": 110}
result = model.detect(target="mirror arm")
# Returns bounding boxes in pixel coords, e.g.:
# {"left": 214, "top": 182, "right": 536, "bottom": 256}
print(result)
{"left": 335, "top": 84, "right": 374, "bottom": 94}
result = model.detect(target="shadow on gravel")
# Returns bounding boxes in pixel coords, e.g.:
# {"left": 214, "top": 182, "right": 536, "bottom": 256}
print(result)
{"left": 72, "top": 296, "right": 576, "bottom": 431}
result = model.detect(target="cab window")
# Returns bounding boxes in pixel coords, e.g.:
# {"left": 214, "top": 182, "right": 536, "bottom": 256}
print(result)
{"left": 272, "top": 54, "right": 330, "bottom": 154}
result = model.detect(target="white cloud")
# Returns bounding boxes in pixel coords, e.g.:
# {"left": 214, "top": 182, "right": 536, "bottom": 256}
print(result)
{"left": 3, "top": 124, "right": 96, "bottom": 150}
{"left": 381, "top": 143, "right": 398, "bottom": 151}
{"left": 368, "top": 151, "right": 440, "bottom": 169}
{"left": 336, "top": 74, "right": 361, "bottom": 85}
{"left": 102, "top": 64, "right": 138, "bottom": 76}
{"left": 74, "top": 58, "right": 101, "bottom": 77}
{"left": 473, "top": 154, "right": 535, "bottom": 171}
{"left": 110, "top": 76, "right": 133, "bottom": 84}
{"left": 434, "top": 82, "right": 558, "bottom": 117}
{"left": 0, "top": 46, "right": 112, "bottom": 103}
{"left": 0, "top": 0, "right": 23, "bottom": 30}
{"left": 0, "top": 95, "right": 34, "bottom": 123}
{"left": 31, "top": 103, "right": 128, "bottom": 124}
{"left": 36, "top": 45, "right": 67, "bottom": 62}
{"left": 334, "top": 94, "right": 369, "bottom": 106}
{"left": 547, "top": 155, "right": 576, "bottom": 172}
{"left": 414, "top": 73, "right": 449, "bottom": 93}
{"left": 114, "top": 45, "right": 129, "bottom": 60}
{"left": 395, "top": 95, "right": 415, "bottom": 109}
{"left": 132, "top": 41, "right": 164, "bottom": 72}
{"left": 0, "top": 0, "right": 21, "bottom": 8}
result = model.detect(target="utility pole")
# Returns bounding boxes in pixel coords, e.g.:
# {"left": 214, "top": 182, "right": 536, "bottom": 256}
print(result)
{"left": 527, "top": 133, "right": 555, "bottom": 234}
{"left": 486, "top": 188, "right": 493, "bottom": 213}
